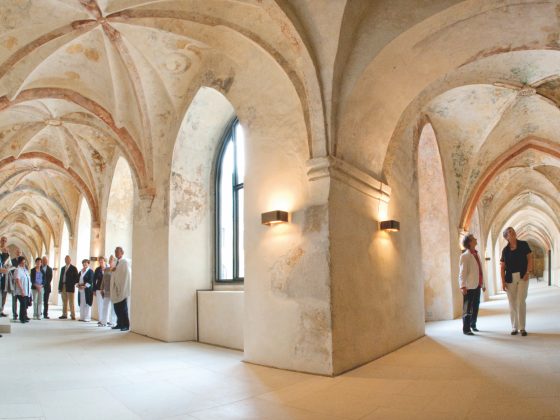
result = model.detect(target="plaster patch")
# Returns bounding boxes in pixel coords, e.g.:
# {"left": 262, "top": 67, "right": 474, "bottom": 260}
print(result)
{"left": 66, "top": 44, "right": 84, "bottom": 54}
{"left": 302, "top": 204, "right": 327, "bottom": 234}
{"left": 170, "top": 171, "right": 207, "bottom": 230}
{"left": 295, "top": 305, "right": 331, "bottom": 363}
{"left": 270, "top": 245, "right": 304, "bottom": 298}
{"left": 1, "top": 36, "right": 18, "bottom": 51}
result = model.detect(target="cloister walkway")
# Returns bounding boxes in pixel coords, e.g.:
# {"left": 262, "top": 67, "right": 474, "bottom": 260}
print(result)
{"left": 2, "top": 280, "right": 560, "bottom": 420}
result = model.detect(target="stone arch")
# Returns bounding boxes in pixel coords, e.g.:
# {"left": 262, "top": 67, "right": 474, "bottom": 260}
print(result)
{"left": 417, "top": 123, "right": 454, "bottom": 321}
{"left": 168, "top": 86, "right": 236, "bottom": 342}
{"left": 105, "top": 157, "right": 134, "bottom": 258}
{"left": 75, "top": 196, "right": 92, "bottom": 264}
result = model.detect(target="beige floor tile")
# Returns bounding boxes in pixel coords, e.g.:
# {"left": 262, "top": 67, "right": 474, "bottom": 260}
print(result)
{"left": 189, "top": 398, "right": 348, "bottom": 420}
{"left": 362, "top": 406, "right": 466, "bottom": 420}
{"left": 256, "top": 376, "right": 345, "bottom": 404}
{"left": 104, "top": 380, "right": 219, "bottom": 419}
{"left": 168, "top": 373, "right": 275, "bottom": 404}
{"left": 0, "top": 404, "right": 43, "bottom": 419}
{"left": 287, "top": 393, "right": 376, "bottom": 419}
{"left": 398, "top": 379, "right": 450, "bottom": 397}
{"left": 37, "top": 387, "right": 140, "bottom": 420}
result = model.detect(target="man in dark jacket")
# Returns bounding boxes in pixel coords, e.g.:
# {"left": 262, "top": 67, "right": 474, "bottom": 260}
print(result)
{"left": 0, "top": 236, "right": 8, "bottom": 317}
{"left": 58, "top": 255, "right": 78, "bottom": 320}
{"left": 41, "top": 257, "right": 53, "bottom": 319}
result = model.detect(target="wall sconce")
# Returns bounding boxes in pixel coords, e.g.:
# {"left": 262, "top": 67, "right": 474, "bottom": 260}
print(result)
{"left": 380, "top": 220, "right": 400, "bottom": 232}
{"left": 262, "top": 210, "right": 289, "bottom": 226}
{"left": 90, "top": 257, "right": 98, "bottom": 262}
{"left": 485, "top": 257, "right": 491, "bottom": 261}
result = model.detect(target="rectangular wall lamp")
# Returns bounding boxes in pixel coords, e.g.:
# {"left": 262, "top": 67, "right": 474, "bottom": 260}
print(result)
{"left": 90, "top": 257, "right": 98, "bottom": 262}
{"left": 380, "top": 220, "right": 400, "bottom": 232}
{"left": 262, "top": 210, "right": 289, "bottom": 226}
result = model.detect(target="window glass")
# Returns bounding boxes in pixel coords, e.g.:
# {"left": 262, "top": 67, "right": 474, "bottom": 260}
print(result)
{"left": 237, "top": 188, "right": 244, "bottom": 278}
{"left": 236, "top": 123, "right": 245, "bottom": 184}
{"left": 219, "top": 140, "right": 234, "bottom": 280}
{"left": 217, "top": 119, "right": 244, "bottom": 282}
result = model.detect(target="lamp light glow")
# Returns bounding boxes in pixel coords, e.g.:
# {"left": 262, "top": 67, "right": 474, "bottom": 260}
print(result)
{"left": 90, "top": 257, "right": 98, "bottom": 262}
{"left": 262, "top": 210, "right": 289, "bottom": 226}
{"left": 380, "top": 220, "right": 400, "bottom": 232}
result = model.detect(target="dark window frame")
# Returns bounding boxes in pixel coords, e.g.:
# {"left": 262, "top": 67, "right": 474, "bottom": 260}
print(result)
{"left": 214, "top": 117, "right": 244, "bottom": 283}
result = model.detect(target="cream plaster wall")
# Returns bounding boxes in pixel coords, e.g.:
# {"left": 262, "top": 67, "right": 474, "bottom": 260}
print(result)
{"left": 418, "top": 124, "right": 453, "bottom": 321}
{"left": 106, "top": 158, "right": 134, "bottom": 258}
{"left": 198, "top": 291, "right": 244, "bottom": 350}
{"left": 168, "top": 87, "right": 234, "bottom": 341}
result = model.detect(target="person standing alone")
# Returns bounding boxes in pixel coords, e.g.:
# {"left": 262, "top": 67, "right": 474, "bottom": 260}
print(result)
{"left": 58, "top": 256, "right": 78, "bottom": 320}
{"left": 111, "top": 247, "right": 131, "bottom": 331}
{"left": 41, "top": 257, "right": 53, "bottom": 319}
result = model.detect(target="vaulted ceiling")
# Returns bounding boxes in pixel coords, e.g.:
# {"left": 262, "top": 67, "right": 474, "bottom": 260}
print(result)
{"left": 0, "top": 0, "right": 324, "bottom": 258}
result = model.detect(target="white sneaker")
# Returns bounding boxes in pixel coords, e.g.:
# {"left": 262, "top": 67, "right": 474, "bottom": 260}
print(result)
{"left": 98, "top": 324, "right": 106, "bottom": 327}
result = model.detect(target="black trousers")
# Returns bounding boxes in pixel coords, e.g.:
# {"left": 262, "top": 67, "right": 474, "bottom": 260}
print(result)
{"left": 17, "top": 296, "right": 28, "bottom": 322}
{"left": 12, "top": 293, "right": 18, "bottom": 319}
{"left": 43, "top": 292, "right": 50, "bottom": 317}
{"left": 463, "top": 286, "right": 481, "bottom": 332}
{"left": 113, "top": 299, "right": 129, "bottom": 329}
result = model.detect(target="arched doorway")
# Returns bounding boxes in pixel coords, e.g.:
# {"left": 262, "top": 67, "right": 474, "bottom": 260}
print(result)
{"left": 417, "top": 123, "right": 454, "bottom": 321}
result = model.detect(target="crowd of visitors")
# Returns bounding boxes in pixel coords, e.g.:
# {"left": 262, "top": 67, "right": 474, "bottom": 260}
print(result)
{"left": 0, "top": 239, "right": 132, "bottom": 332}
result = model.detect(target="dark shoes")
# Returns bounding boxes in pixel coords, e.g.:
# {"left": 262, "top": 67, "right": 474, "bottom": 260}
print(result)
{"left": 511, "top": 330, "right": 518, "bottom": 335}
{"left": 44, "top": 316, "right": 50, "bottom": 319}
{"left": 464, "top": 331, "right": 475, "bottom": 335}
{"left": 521, "top": 330, "right": 528, "bottom": 336}
{"left": 472, "top": 327, "right": 480, "bottom": 332}
{"left": 59, "top": 315, "right": 67, "bottom": 319}
{"left": 0, "top": 312, "right": 7, "bottom": 317}
{"left": 111, "top": 326, "right": 122, "bottom": 330}
{"left": 121, "top": 327, "right": 129, "bottom": 332}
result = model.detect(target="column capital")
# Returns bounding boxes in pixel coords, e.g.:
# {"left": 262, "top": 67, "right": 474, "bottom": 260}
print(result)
{"left": 306, "top": 156, "right": 391, "bottom": 203}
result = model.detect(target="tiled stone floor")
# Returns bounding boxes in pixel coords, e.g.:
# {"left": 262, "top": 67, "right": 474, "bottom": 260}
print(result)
{"left": 2, "top": 280, "right": 560, "bottom": 419}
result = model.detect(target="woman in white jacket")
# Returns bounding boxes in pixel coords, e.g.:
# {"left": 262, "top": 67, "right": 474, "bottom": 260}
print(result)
{"left": 459, "top": 234, "right": 487, "bottom": 335}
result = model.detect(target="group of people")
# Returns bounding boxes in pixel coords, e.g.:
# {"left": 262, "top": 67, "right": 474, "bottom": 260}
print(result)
{"left": 0, "top": 239, "right": 132, "bottom": 332}
{"left": 459, "top": 226, "right": 533, "bottom": 336}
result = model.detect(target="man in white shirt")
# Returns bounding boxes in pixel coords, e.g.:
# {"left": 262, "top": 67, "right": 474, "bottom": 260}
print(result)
{"left": 111, "top": 247, "right": 131, "bottom": 331}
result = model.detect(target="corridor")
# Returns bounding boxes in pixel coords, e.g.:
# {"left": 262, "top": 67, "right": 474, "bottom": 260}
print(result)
{"left": 1, "top": 280, "right": 559, "bottom": 420}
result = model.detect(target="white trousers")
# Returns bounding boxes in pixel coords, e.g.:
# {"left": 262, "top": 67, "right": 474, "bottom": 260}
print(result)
{"left": 506, "top": 272, "right": 529, "bottom": 330}
{"left": 100, "top": 296, "right": 116, "bottom": 325}
{"left": 79, "top": 290, "right": 91, "bottom": 321}
{"left": 95, "top": 291, "right": 103, "bottom": 320}
{"left": 32, "top": 288, "right": 43, "bottom": 319}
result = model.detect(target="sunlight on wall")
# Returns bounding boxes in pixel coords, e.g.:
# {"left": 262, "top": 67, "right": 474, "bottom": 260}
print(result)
{"left": 60, "top": 222, "right": 69, "bottom": 268}
{"left": 76, "top": 197, "right": 92, "bottom": 264}
{"left": 106, "top": 157, "right": 134, "bottom": 258}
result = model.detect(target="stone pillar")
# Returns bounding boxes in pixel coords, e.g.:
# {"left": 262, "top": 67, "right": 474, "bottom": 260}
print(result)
{"left": 51, "top": 244, "right": 60, "bottom": 306}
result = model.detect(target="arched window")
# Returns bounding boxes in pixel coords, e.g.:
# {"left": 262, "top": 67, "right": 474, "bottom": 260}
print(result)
{"left": 216, "top": 119, "right": 245, "bottom": 282}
